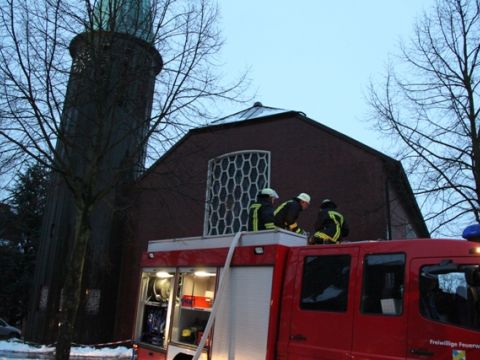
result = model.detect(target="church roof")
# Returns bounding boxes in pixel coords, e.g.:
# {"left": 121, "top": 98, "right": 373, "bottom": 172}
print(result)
{"left": 210, "top": 102, "right": 295, "bottom": 125}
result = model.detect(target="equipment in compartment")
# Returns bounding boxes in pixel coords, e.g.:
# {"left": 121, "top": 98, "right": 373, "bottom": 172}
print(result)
{"left": 142, "top": 306, "right": 167, "bottom": 345}
{"left": 172, "top": 270, "right": 216, "bottom": 345}
{"left": 154, "top": 278, "right": 171, "bottom": 301}
{"left": 181, "top": 295, "right": 212, "bottom": 309}
{"left": 180, "top": 318, "right": 207, "bottom": 345}
{"left": 141, "top": 274, "right": 173, "bottom": 348}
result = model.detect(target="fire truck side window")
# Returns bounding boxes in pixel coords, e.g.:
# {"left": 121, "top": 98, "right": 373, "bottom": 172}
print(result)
{"left": 420, "top": 263, "right": 480, "bottom": 330}
{"left": 361, "top": 253, "right": 405, "bottom": 316}
{"left": 300, "top": 255, "right": 351, "bottom": 312}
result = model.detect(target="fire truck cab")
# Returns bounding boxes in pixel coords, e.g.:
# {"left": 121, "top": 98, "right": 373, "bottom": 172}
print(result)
{"left": 132, "top": 230, "right": 480, "bottom": 360}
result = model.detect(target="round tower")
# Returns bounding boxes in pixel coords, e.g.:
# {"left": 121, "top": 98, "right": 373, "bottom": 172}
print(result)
{"left": 26, "top": 0, "right": 162, "bottom": 343}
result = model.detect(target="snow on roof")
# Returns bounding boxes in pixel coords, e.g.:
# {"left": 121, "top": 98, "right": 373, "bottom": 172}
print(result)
{"left": 210, "top": 102, "right": 292, "bottom": 125}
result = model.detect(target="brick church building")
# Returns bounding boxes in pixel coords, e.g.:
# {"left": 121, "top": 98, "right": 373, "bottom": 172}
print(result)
{"left": 113, "top": 102, "right": 429, "bottom": 339}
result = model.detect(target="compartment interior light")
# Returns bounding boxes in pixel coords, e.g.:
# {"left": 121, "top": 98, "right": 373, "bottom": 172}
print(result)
{"left": 156, "top": 271, "right": 173, "bottom": 278}
{"left": 194, "top": 270, "right": 216, "bottom": 277}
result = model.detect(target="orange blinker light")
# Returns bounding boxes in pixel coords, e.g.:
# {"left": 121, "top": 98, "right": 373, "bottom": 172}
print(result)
{"left": 469, "top": 247, "right": 480, "bottom": 255}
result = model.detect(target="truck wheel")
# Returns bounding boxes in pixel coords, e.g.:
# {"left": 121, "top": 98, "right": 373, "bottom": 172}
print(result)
{"left": 172, "top": 354, "right": 193, "bottom": 360}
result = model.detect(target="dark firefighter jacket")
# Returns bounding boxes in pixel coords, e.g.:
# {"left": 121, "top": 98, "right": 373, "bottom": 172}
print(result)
{"left": 274, "top": 198, "right": 304, "bottom": 234}
{"left": 312, "top": 208, "right": 349, "bottom": 244}
{"left": 248, "top": 198, "right": 275, "bottom": 231}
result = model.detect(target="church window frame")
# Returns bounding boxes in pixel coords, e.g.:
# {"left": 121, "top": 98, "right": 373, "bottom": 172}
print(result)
{"left": 204, "top": 150, "right": 271, "bottom": 236}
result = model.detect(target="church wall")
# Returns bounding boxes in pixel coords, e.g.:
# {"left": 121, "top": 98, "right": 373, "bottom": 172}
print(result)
{"left": 114, "top": 114, "right": 394, "bottom": 338}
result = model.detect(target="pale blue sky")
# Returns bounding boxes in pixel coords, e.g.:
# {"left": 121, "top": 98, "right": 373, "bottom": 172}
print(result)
{"left": 218, "top": 1, "right": 435, "bottom": 152}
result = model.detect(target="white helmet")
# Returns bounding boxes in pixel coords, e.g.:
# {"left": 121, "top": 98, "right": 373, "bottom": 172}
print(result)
{"left": 297, "top": 193, "right": 311, "bottom": 204}
{"left": 260, "top": 188, "right": 279, "bottom": 199}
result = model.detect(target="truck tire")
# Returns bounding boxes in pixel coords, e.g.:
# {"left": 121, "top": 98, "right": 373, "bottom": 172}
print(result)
{"left": 172, "top": 354, "right": 193, "bottom": 360}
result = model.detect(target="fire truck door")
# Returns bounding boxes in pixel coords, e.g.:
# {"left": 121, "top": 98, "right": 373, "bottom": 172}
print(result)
{"left": 287, "top": 246, "right": 358, "bottom": 360}
{"left": 407, "top": 258, "right": 480, "bottom": 360}
{"left": 351, "top": 252, "right": 407, "bottom": 359}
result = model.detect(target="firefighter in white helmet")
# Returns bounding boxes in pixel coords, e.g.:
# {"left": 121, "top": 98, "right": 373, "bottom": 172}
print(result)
{"left": 273, "top": 193, "right": 310, "bottom": 234}
{"left": 248, "top": 188, "right": 279, "bottom": 231}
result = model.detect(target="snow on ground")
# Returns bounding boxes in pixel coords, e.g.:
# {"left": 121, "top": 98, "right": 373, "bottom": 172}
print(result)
{"left": 0, "top": 339, "right": 132, "bottom": 359}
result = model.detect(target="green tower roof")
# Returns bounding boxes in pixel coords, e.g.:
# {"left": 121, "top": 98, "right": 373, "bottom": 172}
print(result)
{"left": 93, "top": 0, "right": 153, "bottom": 42}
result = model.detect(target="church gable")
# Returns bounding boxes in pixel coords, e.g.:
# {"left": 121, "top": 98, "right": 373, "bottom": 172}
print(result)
{"left": 131, "top": 110, "right": 427, "bottom": 244}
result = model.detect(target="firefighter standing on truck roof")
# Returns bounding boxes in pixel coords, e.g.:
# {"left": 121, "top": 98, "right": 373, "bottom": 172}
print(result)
{"left": 310, "top": 199, "right": 349, "bottom": 244}
{"left": 248, "top": 188, "right": 279, "bottom": 231}
{"left": 274, "top": 193, "right": 310, "bottom": 234}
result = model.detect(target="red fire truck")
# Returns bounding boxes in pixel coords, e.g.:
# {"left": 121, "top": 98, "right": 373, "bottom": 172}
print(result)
{"left": 132, "top": 229, "right": 480, "bottom": 360}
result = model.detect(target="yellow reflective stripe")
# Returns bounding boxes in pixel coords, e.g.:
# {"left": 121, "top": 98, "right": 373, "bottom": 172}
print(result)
{"left": 328, "top": 210, "right": 344, "bottom": 241}
{"left": 274, "top": 201, "right": 288, "bottom": 216}
{"left": 265, "top": 222, "right": 275, "bottom": 229}
{"left": 314, "top": 231, "right": 336, "bottom": 242}
{"left": 250, "top": 203, "right": 261, "bottom": 231}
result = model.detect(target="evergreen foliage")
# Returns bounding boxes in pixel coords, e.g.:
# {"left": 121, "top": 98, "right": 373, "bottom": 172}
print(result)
{"left": 0, "top": 163, "right": 48, "bottom": 326}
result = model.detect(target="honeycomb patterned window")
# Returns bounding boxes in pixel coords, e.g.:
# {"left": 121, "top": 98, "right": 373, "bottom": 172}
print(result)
{"left": 204, "top": 151, "right": 271, "bottom": 236}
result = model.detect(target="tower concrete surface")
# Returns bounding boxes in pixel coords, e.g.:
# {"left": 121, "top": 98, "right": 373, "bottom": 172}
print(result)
{"left": 25, "top": 0, "right": 162, "bottom": 343}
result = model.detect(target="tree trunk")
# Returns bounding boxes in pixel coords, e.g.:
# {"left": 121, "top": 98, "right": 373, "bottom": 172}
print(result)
{"left": 55, "top": 201, "right": 92, "bottom": 360}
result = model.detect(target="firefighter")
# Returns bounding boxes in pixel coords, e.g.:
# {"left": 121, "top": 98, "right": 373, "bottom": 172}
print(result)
{"left": 248, "top": 188, "right": 279, "bottom": 231}
{"left": 274, "top": 193, "right": 310, "bottom": 234}
{"left": 309, "top": 199, "right": 349, "bottom": 244}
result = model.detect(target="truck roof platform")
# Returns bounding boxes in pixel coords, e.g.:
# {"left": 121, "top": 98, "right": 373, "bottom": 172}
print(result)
{"left": 147, "top": 229, "right": 307, "bottom": 252}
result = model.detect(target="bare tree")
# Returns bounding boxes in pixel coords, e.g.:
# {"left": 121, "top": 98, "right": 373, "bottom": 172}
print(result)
{"left": 368, "top": 0, "right": 480, "bottom": 236}
{"left": 0, "top": 0, "right": 247, "bottom": 358}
